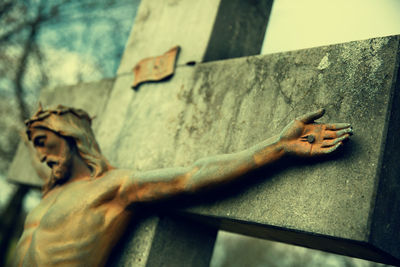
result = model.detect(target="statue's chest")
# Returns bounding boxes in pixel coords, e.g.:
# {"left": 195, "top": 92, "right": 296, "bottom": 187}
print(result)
{"left": 27, "top": 183, "right": 105, "bottom": 233}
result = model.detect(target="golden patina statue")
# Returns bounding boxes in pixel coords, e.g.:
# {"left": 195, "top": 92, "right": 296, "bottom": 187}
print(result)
{"left": 14, "top": 105, "right": 352, "bottom": 266}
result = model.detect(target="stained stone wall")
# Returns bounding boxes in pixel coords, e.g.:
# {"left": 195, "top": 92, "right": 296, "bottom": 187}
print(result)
{"left": 95, "top": 35, "right": 400, "bottom": 264}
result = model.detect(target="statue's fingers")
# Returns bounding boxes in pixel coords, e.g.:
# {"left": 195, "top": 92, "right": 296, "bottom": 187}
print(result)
{"left": 297, "top": 108, "right": 325, "bottom": 123}
{"left": 321, "top": 135, "right": 349, "bottom": 147}
{"left": 322, "top": 142, "right": 342, "bottom": 154}
{"left": 325, "top": 123, "right": 351, "bottom": 130}
{"left": 324, "top": 128, "right": 353, "bottom": 139}
{"left": 323, "top": 130, "right": 337, "bottom": 139}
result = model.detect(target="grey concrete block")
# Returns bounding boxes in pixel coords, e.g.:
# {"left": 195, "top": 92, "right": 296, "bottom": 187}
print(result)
{"left": 106, "top": 214, "right": 217, "bottom": 267}
{"left": 96, "top": 35, "right": 400, "bottom": 264}
{"left": 203, "top": 0, "right": 274, "bottom": 62}
{"left": 183, "top": 35, "right": 400, "bottom": 264}
{"left": 106, "top": 215, "right": 160, "bottom": 267}
{"left": 117, "top": 0, "right": 274, "bottom": 74}
{"left": 117, "top": 0, "right": 221, "bottom": 74}
{"left": 145, "top": 215, "right": 217, "bottom": 267}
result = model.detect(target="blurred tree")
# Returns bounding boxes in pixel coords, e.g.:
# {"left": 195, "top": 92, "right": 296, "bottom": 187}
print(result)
{"left": 0, "top": 0, "right": 139, "bottom": 265}
{"left": 0, "top": 0, "right": 138, "bottom": 123}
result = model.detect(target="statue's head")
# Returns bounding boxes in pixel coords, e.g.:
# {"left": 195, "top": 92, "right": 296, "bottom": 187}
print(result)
{"left": 25, "top": 104, "right": 110, "bottom": 194}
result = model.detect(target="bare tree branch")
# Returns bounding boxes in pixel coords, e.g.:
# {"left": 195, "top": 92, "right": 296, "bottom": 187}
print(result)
{"left": 32, "top": 43, "right": 49, "bottom": 90}
{"left": 0, "top": 1, "right": 15, "bottom": 19}
{"left": 14, "top": 20, "right": 40, "bottom": 121}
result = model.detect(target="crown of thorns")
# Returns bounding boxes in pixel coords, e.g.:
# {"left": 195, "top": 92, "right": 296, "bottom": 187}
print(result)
{"left": 25, "top": 103, "right": 93, "bottom": 129}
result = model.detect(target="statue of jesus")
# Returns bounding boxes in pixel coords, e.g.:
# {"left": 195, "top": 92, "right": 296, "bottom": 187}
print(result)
{"left": 14, "top": 104, "right": 352, "bottom": 266}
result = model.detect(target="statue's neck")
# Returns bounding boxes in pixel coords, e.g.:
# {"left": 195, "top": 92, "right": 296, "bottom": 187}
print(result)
{"left": 66, "top": 153, "right": 92, "bottom": 184}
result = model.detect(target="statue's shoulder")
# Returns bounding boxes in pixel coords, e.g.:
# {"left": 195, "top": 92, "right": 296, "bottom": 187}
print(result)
{"left": 97, "top": 168, "right": 136, "bottom": 185}
{"left": 106, "top": 168, "right": 133, "bottom": 176}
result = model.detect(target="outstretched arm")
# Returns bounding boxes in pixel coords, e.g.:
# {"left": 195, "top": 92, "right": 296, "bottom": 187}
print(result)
{"left": 117, "top": 109, "right": 352, "bottom": 205}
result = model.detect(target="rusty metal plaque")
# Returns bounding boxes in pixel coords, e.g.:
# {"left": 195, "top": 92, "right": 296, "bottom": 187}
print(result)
{"left": 132, "top": 46, "right": 180, "bottom": 89}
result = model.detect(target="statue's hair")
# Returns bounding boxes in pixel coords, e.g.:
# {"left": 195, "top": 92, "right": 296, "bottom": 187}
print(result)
{"left": 25, "top": 104, "right": 111, "bottom": 193}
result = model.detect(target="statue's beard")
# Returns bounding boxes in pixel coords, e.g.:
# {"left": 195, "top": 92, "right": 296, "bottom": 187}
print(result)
{"left": 51, "top": 157, "right": 72, "bottom": 184}
{"left": 45, "top": 150, "right": 73, "bottom": 192}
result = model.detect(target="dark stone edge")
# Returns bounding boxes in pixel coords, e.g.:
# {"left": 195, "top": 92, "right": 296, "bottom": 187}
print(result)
{"left": 179, "top": 211, "right": 400, "bottom": 266}
{"left": 369, "top": 36, "right": 400, "bottom": 258}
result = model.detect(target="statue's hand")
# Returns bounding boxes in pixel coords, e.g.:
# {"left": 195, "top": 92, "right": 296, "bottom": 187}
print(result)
{"left": 279, "top": 109, "right": 352, "bottom": 157}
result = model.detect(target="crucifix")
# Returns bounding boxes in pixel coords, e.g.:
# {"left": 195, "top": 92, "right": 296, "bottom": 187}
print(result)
{"left": 15, "top": 104, "right": 350, "bottom": 266}
{"left": 7, "top": 0, "right": 400, "bottom": 266}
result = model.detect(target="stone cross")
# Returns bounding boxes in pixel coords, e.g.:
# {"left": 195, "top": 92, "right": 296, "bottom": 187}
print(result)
{"left": 8, "top": 0, "right": 400, "bottom": 266}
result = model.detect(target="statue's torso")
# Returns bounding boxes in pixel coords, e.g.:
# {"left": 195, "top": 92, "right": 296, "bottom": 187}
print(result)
{"left": 15, "top": 169, "right": 132, "bottom": 267}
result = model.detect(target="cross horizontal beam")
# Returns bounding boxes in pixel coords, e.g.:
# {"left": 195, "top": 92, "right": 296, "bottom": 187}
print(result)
{"left": 96, "top": 35, "right": 400, "bottom": 265}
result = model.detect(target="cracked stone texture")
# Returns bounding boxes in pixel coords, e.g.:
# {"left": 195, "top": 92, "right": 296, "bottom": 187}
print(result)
{"left": 96, "top": 35, "right": 400, "bottom": 263}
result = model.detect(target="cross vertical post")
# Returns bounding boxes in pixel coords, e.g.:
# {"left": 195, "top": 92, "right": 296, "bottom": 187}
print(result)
{"left": 98, "top": 0, "right": 276, "bottom": 265}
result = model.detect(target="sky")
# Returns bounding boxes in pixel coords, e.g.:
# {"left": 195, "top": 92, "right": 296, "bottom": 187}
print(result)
{"left": 262, "top": 0, "right": 400, "bottom": 54}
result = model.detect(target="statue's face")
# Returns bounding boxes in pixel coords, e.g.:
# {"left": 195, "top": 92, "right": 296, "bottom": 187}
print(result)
{"left": 31, "top": 128, "right": 73, "bottom": 182}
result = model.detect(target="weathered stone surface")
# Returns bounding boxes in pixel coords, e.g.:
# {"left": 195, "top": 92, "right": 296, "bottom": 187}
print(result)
{"left": 203, "top": 0, "right": 273, "bottom": 62}
{"left": 106, "top": 215, "right": 159, "bottom": 267}
{"left": 7, "top": 78, "right": 115, "bottom": 186}
{"left": 95, "top": 74, "right": 219, "bottom": 267}
{"left": 117, "top": 0, "right": 221, "bottom": 74}
{"left": 144, "top": 215, "right": 217, "bottom": 267}
{"left": 106, "top": 213, "right": 217, "bottom": 267}
{"left": 117, "top": 0, "right": 274, "bottom": 74}
{"left": 96, "top": 35, "right": 400, "bottom": 264}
